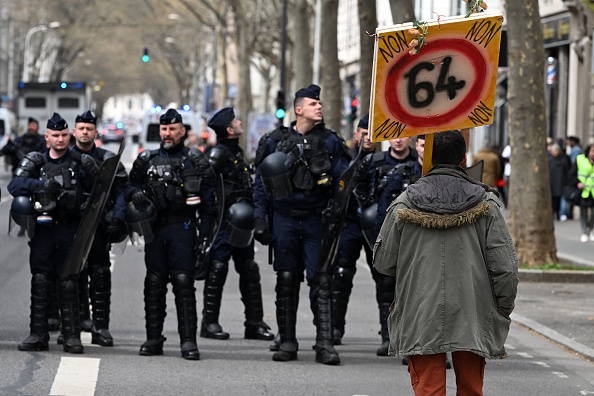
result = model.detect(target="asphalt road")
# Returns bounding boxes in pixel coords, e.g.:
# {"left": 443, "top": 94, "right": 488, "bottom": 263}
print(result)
{"left": 0, "top": 140, "right": 593, "bottom": 395}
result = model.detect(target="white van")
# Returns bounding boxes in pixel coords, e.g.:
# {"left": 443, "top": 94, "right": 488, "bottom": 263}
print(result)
{"left": 139, "top": 107, "right": 206, "bottom": 152}
{"left": 0, "top": 108, "right": 17, "bottom": 152}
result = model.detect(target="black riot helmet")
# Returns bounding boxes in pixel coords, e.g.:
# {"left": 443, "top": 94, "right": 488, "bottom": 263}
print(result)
{"left": 226, "top": 201, "right": 255, "bottom": 248}
{"left": 360, "top": 203, "right": 378, "bottom": 250}
{"left": 260, "top": 151, "right": 293, "bottom": 200}
{"left": 103, "top": 209, "right": 129, "bottom": 243}
{"left": 9, "top": 196, "right": 37, "bottom": 238}
{"left": 125, "top": 200, "right": 157, "bottom": 244}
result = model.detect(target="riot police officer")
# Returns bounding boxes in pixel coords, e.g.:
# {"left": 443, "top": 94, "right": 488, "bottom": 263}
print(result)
{"left": 127, "top": 108, "right": 214, "bottom": 360}
{"left": 373, "top": 134, "right": 423, "bottom": 356}
{"left": 69, "top": 110, "right": 128, "bottom": 347}
{"left": 8, "top": 113, "right": 95, "bottom": 354}
{"left": 253, "top": 84, "right": 351, "bottom": 365}
{"left": 199, "top": 107, "right": 274, "bottom": 341}
{"left": 330, "top": 114, "right": 376, "bottom": 346}
{"left": 1, "top": 117, "right": 47, "bottom": 173}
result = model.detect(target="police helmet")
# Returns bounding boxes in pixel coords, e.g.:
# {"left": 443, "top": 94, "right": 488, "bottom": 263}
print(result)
{"left": 125, "top": 200, "right": 157, "bottom": 243}
{"left": 360, "top": 203, "right": 378, "bottom": 250}
{"left": 103, "top": 209, "right": 129, "bottom": 243}
{"left": 10, "top": 196, "right": 36, "bottom": 238}
{"left": 260, "top": 151, "right": 293, "bottom": 200}
{"left": 226, "top": 201, "right": 255, "bottom": 248}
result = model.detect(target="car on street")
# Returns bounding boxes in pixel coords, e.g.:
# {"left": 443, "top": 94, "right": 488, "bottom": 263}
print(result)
{"left": 99, "top": 122, "right": 126, "bottom": 143}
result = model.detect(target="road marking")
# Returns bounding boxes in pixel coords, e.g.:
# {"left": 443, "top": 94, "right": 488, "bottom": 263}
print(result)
{"left": 533, "top": 361, "right": 550, "bottom": 368}
{"left": 516, "top": 352, "right": 533, "bottom": 358}
{"left": 551, "top": 371, "right": 568, "bottom": 379}
{"left": 50, "top": 357, "right": 100, "bottom": 396}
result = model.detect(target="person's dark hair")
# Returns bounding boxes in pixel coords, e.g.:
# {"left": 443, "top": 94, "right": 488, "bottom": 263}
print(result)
{"left": 567, "top": 136, "right": 580, "bottom": 145}
{"left": 432, "top": 130, "right": 466, "bottom": 166}
{"left": 584, "top": 144, "right": 593, "bottom": 158}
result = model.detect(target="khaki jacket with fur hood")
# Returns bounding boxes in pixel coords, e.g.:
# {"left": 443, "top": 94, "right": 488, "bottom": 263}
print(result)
{"left": 373, "top": 165, "right": 519, "bottom": 359}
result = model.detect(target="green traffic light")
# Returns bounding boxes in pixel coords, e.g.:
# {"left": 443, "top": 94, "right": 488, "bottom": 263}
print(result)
{"left": 142, "top": 55, "right": 150, "bottom": 63}
{"left": 275, "top": 108, "right": 286, "bottom": 119}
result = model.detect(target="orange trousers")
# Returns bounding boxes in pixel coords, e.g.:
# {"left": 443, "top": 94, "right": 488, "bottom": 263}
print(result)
{"left": 408, "top": 351, "right": 486, "bottom": 396}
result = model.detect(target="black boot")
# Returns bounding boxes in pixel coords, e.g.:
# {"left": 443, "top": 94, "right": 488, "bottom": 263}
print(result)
{"left": 172, "top": 273, "right": 200, "bottom": 361}
{"left": 376, "top": 302, "right": 391, "bottom": 356}
{"left": 59, "top": 279, "right": 84, "bottom": 354}
{"left": 47, "top": 278, "right": 60, "bottom": 332}
{"left": 90, "top": 266, "right": 113, "bottom": 347}
{"left": 272, "top": 271, "right": 299, "bottom": 362}
{"left": 19, "top": 273, "right": 50, "bottom": 351}
{"left": 240, "top": 261, "right": 274, "bottom": 341}
{"left": 200, "top": 260, "right": 229, "bottom": 340}
{"left": 313, "top": 273, "right": 340, "bottom": 365}
{"left": 139, "top": 273, "right": 167, "bottom": 356}
{"left": 331, "top": 260, "right": 355, "bottom": 345}
{"left": 376, "top": 275, "right": 395, "bottom": 357}
{"left": 78, "top": 270, "right": 93, "bottom": 332}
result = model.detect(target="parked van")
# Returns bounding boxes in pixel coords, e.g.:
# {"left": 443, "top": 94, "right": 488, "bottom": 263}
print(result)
{"left": 139, "top": 107, "right": 208, "bottom": 152}
{"left": 0, "top": 108, "right": 17, "bottom": 152}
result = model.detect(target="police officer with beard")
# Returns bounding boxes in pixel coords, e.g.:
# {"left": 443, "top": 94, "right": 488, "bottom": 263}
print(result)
{"left": 253, "top": 85, "right": 350, "bottom": 365}
{"left": 127, "top": 108, "right": 214, "bottom": 360}
{"left": 2, "top": 117, "right": 47, "bottom": 173}
{"left": 8, "top": 113, "right": 96, "bottom": 354}
{"left": 69, "top": 110, "right": 128, "bottom": 347}
{"left": 199, "top": 107, "right": 274, "bottom": 341}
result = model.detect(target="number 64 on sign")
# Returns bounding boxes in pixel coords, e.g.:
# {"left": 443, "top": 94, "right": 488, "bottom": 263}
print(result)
{"left": 369, "top": 12, "right": 503, "bottom": 142}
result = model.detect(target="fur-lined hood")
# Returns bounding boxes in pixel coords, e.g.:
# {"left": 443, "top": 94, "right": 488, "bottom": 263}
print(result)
{"left": 396, "top": 165, "right": 496, "bottom": 229}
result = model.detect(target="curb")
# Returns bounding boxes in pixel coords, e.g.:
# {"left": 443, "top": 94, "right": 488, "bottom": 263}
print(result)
{"left": 511, "top": 313, "right": 594, "bottom": 363}
{"left": 519, "top": 269, "right": 594, "bottom": 283}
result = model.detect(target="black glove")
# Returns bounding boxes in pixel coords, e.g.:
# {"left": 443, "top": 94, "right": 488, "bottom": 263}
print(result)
{"left": 254, "top": 217, "right": 274, "bottom": 245}
{"left": 80, "top": 154, "right": 100, "bottom": 178}
{"left": 131, "top": 189, "right": 151, "bottom": 211}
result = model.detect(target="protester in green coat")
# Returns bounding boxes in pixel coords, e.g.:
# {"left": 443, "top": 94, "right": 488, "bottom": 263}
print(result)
{"left": 373, "top": 130, "right": 519, "bottom": 396}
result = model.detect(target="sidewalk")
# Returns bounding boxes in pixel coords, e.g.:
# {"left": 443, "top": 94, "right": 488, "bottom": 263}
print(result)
{"left": 513, "top": 216, "right": 594, "bottom": 363}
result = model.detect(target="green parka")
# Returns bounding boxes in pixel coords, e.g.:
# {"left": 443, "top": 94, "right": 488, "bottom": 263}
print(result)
{"left": 373, "top": 165, "right": 519, "bottom": 359}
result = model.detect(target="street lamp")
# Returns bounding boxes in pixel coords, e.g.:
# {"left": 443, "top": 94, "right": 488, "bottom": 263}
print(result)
{"left": 23, "top": 21, "right": 61, "bottom": 82}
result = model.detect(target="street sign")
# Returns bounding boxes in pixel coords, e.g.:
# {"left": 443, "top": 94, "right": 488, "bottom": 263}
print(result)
{"left": 369, "top": 12, "right": 503, "bottom": 142}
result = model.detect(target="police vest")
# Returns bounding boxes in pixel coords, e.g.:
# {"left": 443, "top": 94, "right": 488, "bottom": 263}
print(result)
{"left": 39, "top": 156, "right": 84, "bottom": 216}
{"left": 576, "top": 154, "right": 594, "bottom": 199}
{"left": 211, "top": 144, "right": 252, "bottom": 205}
{"left": 266, "top": 126, "right": 333, "bottom": 194}
{"left": 366, "top": 152, "right": 398, "bottom": 201}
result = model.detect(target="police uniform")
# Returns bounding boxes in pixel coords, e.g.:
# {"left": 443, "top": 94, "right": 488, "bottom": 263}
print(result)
{"left": 253, "top": 85, "right": 351, "bottom": 365}
{"left": 2, "top": 117, "right": 47, "bottom": 173}
{"left": 127, "top": 108, "right": 214, "bottom": 360}
{"left": 70, "top": 110, "right": 128, "bottom": 347}
{"left": 200, "top": 107, "right": 274, "bottom": 341}
{"left": 8, "top": 113, "right": 94, "bottom": 354}
{"left": 332, "top": 126, "right": 420, "bottom": 356}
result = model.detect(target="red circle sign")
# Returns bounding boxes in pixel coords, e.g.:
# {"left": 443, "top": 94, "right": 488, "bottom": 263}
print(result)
{"left": 385, "top": 38, "right": 487, "bottom": 127}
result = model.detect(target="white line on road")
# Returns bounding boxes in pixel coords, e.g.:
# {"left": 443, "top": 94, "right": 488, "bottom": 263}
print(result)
{"left": 50, "top": 356, "right": 100, "bottom": 396}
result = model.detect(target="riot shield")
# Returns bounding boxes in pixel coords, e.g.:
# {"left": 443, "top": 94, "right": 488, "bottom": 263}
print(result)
{"left": 61, "top": 139, "right": 125, "bottom": 280}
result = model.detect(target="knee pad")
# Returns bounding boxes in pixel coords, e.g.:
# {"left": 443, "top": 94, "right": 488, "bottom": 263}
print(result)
{"left": 276, "top": 271, "right": 298, "bottom": 297}
{"left": 171, "top": 272, "right": 195, "bottom": 297}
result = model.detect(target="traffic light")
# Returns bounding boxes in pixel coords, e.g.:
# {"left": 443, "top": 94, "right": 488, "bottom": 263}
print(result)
{"left": 275, "top": 90, "right": 286, "bottom": 120}
{"left": 141, "top": 47, "right": 150, "bottom": 63}
{"left": 350, "top": 97, "right": 359, "bottom": 122}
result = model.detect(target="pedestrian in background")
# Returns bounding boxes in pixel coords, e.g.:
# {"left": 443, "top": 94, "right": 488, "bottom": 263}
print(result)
{"left": 568, "top": 144, "right": 594, "bottom": 242}
{"left": 374, "top": 130, "right": 518, "bottom": 395}
{"left": 548, "top": 143, "right": 570, "bottom": 222}
{"left": 471, "top": 143, "right": 501, "bottom": 188}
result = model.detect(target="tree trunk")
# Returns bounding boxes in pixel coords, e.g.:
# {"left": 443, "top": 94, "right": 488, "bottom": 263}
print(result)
{"left": 234, "top": 22, "right": 252, "bottom": 150}
{"left": 389, "top": 0, "right": 415, "bottom": 25}
{"left": 357, "top": 0, "right": 377, "bottom": 120}
{"left": 291, "top": 0, "right": 312, "bottom": 92}
{"left": 320, "top": 0, "right": 341, "bottom": 132}
{"left": 505, "top": 0, "right": 557, "bottom": 266}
